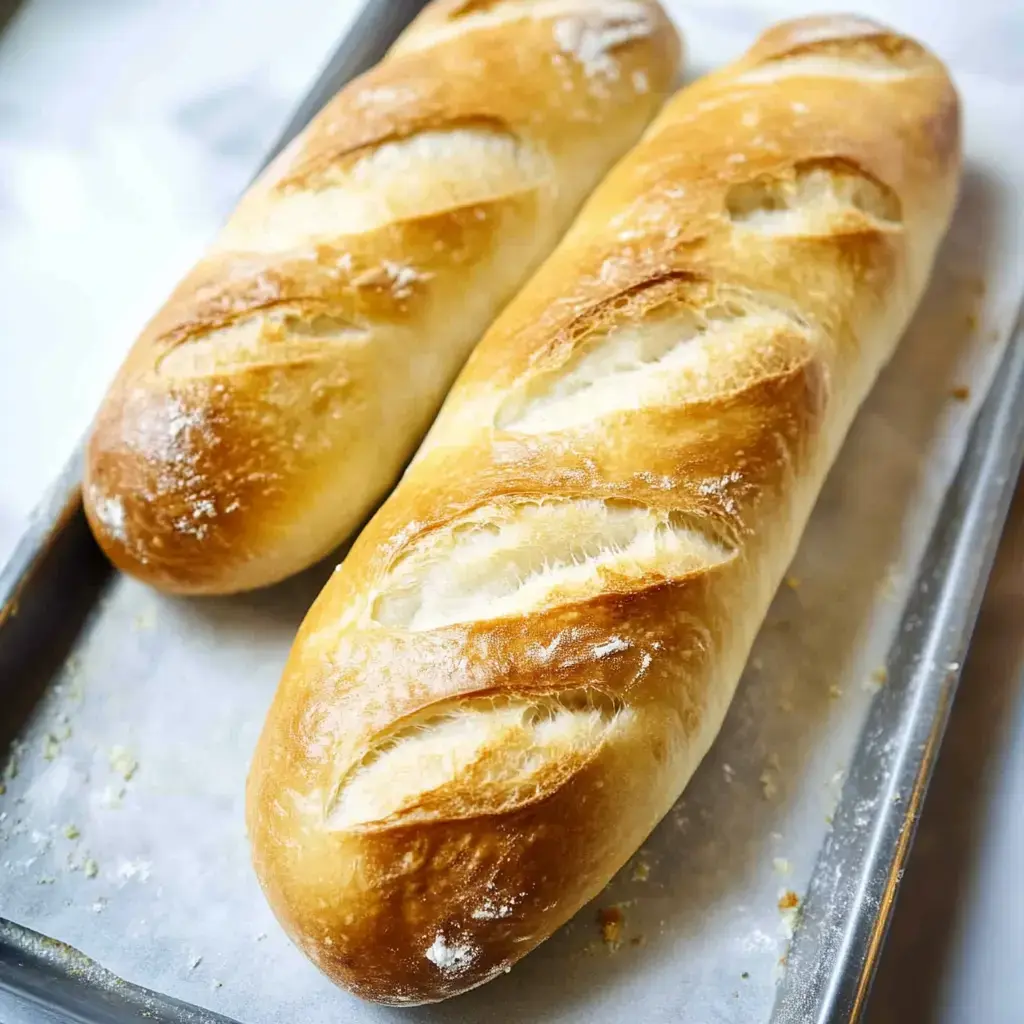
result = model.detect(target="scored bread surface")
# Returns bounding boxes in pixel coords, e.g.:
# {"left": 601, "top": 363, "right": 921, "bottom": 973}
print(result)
{"left": 247, "top": 14, "right": 961, "bottom": 1005}
{"left": 83, "top": 0, "right": 680, "bottom": 594}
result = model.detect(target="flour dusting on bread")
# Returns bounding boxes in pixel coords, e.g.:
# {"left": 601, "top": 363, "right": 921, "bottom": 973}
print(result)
{"left": 425, "top": 933, "right": 478, "bottom": 974}
{"left": 553, "top": 10, "right": 653, "bottom": 79}
{"left": 87, "top": 489, "right": 126, "bottom": 542}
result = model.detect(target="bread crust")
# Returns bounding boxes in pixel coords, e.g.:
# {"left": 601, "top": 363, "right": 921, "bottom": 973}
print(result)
{"left": 84, "top": 0, "right": 681, "bottom": 594}
{"left": 247, "top": 14, "right": 961, "bottom": 1005}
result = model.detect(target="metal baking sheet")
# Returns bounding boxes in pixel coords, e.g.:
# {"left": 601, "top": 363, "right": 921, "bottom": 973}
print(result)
{"left": 3, "top": 4, "right": 1024, "bottom": 1023}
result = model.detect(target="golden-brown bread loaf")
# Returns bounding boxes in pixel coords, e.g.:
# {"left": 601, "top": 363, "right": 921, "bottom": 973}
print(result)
{"left": 246, "top": 14, "right": 961, "bottom": 1005}
{"left": 82, "top": 1, "right": 681, "bottom": 594}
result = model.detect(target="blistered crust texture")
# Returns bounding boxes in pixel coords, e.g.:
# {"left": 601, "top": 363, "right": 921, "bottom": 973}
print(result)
{"left": 84, "top": 0, "right": 681, "bottom": 594}
{"left": 247, "top": 14, "right": 961, "bottom": 1005}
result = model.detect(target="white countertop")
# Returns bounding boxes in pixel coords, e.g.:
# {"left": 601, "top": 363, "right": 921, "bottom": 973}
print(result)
{"left": 0, "top": 2, "right": 1021, "bottom": 1021}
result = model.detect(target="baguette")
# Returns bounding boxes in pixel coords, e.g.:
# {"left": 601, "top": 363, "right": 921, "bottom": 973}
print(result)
{"left": 247, "top": 15, "right": 961, "bottom": 1005}
{"left": 83, "top": 0, "right": 681, "bottom": 594}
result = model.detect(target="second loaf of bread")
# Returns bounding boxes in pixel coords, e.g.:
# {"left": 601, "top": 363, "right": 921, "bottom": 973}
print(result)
{"left": 83, "top": 0, "right": 680, "bottom": 594}
{"left": 247, "top": 14, "right": 961, "bottom": 1006}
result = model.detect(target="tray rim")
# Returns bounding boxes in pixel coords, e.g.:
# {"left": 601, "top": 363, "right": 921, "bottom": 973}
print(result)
{"left": 769, "top": 304, "right": 1024, "bottom": 1024}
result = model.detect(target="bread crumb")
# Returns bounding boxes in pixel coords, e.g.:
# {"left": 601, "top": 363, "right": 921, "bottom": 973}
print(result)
{"left": 778, "top": 890, "right": 801, "bottom": 940}
{"left": 83, "top": 858, "right": 99, "bottom": 879}
{"left": 598, "top": 906, "right": 624, "bottom": 950}
{"left": 778, "top": 891, "right": 799, "bottom": 911}
{"left": 773, "top": 857, "right": 791, "bottom": 875}
{"left": 785, "top": 575, "right": 801, "bottom": 590}
{"left": 631, "top": 861, "right": 650, "bottom": 882}
{"left": 63, "top": 824, "right": 80, "bottom": 841}
{"left": 108, "top": 746, "right": 138, "bottom": 781}
{"left": 42, "top": 734, "right": 61, "bottom": 761}
{"left": 950, "top": 385, "right": 971, "bottom": 401}
{"left": 868, "top": 666, "right": 888, "bottom": 689}
{"left": 828, "top": 684, "right": 843, "bottom": 699}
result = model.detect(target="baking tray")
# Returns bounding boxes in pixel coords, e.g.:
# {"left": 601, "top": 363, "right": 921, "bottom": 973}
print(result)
{"left": 3, "top": 2, "right": 1024, "bottom": 1022}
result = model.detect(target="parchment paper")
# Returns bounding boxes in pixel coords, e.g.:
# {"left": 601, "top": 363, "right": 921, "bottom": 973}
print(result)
{"left": 2, "top": 8, "right": 1024, "bottom": 1023}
